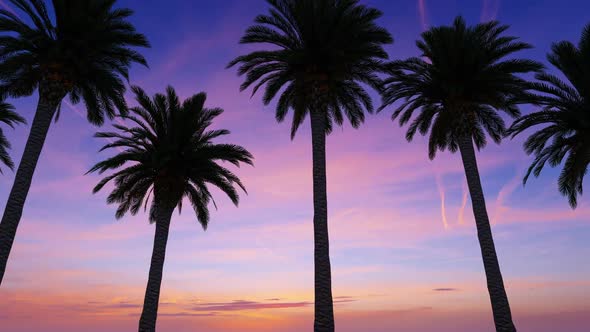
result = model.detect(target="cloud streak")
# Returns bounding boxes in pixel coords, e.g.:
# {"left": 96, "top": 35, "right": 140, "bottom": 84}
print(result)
{"left": 417, "top": 0, "right": 428, "bottom": 31}
{"left": 435, "top": 173, "right": 449, "bottom": 230}
{"left": 191, "top": 300, "right": 311, "bottom": 312}
{"left": 458, "top": 181, "right": 468, "bottom": 225}
{"left": 433, "top": 288, "right": 459, "bottom": 292}
{"left": 492, "top": 171, "right": 522, "bottom": 225}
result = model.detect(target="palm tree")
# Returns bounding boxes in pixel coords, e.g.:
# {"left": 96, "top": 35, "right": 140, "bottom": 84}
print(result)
{"left": 89, "top": 86, "right": 253, "bottom": 331}
{"left": 379, "top": 17, "right": 542, "bottom": 332}
{"left": 508, "top": 23, "right": 590, "bottom": 209}
{"left": 0, "top": 101, "right": 25, "bottom": 173}
{"left": 227, "top": 1, "right": 392, "bottom": 330}
{"left": 0, "top": 0, "right": 149, "bottom": 284}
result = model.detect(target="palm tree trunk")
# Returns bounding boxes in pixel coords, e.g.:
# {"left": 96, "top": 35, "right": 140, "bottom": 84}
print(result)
{"left": 310, "top": 109, "right": 334, "bottom": 332}
{"left": 458, "top": 135, "right": 516, "bottom": 332}
{"left": 138, "top": 199, "right": 175, "bottom": 332}
{"left": 0, "top": 88, "right": 63, "bottom": 285}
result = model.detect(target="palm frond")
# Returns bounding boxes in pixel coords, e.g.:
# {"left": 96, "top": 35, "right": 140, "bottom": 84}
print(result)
{"left": 0, "top": 100, "right": 24, "bottom": 172}
{"left": 509, "top": 22, "right": 590, "bottom": 208}
{"left": 0, "top": 0, "right": 149, "bottom": 123}
{"left": 380, "top": 15, "right": 541, "bottom": 159}
{"left": 228, "top": 0, "right": 393, "bottom": 139}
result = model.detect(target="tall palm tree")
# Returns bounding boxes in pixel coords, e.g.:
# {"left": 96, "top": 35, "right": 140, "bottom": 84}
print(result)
{"left": 379, "top": 17, "right": 542, "bottom": 332}
{"left": 0, "top": 0, "right": 149, "bottom": 284}
{"left": 0, "top": 101, "right": 25, "bottom": 173}
{"left": 89, "top": 86, "right": 253, "bottom": 331}
{"left": 508, "top": 23, "right": 590, "bottom": 209}
{"left": 227, "top": 1, "right": 392, "bottom": 330}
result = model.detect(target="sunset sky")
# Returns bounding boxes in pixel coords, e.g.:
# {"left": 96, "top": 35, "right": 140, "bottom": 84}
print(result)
{"left": 0, "top": 0, "right": 589, "bottom": 331}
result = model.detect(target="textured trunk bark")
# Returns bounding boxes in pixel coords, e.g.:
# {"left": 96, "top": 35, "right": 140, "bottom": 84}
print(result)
{"left": 138, "top": 198, "right": 175, "bottom": 332}
{"left": 310, "top": 109, "right": 335, "bottom": 332}
{"left": 458, "top": 136, "right": 517, "bottom": 332}
{"left": 0, "top": 91, "right": 62, "bottom": 285}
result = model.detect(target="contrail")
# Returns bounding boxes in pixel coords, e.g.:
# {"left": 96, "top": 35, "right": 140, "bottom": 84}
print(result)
{"left": 417, "top": 0, "right": 428, "bottom": 31}
{"left": 458, "top": 181, "right": 468, "bottom": 225}
{"left": 65, "top": 100, "right": 127, "bottom": 127}
{"left": 491, "top": 171, "right": 520, "bottom": 225}
{"left": 417, "top": 0, "right": 446, "bottom": 230}
{"left": 64, "top": 101, "right": 125, "bottom": 153}
{"left": 435, "top": 173, "right": 449, "bottom": 230}
{"left": 64, "top": 101, "right": 86, "bottom": 118}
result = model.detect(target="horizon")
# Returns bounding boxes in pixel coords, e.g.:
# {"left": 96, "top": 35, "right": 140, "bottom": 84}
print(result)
{"left": 0, "top": 0, "right": 589, "bottom": 331}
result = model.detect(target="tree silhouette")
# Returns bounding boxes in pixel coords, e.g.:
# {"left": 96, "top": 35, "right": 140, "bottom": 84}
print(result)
{"left": 228, "top": 1, "right": 392, "bottom": 330}
{"left": 509, "top": 22, "right": 590, "bottom": 209}
{"left": 89, "top": 86, "right": 253, "bottom": 331}
{"left": 380, "top": 16, "right": 542, "bottom": 332}
{"left": 0, "top": 0, "right": 149, "bottom": 284}
{"left": 0, "top": 101, "right": 25, "bottom": 173}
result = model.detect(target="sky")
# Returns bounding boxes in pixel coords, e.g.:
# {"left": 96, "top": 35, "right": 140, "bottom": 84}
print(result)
{"left": 0, "top": 0, "right": 589, "bottom": 331}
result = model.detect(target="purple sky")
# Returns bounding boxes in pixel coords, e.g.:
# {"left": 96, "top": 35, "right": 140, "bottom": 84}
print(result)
{"left": 0, "top": 0, "right": 589, "bottom": 331}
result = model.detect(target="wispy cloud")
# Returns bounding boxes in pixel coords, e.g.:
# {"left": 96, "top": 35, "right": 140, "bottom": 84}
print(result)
{"left": 492, "top": 171, "right": 522, "bottom": 224}
{"left": 157, "top": 312, "right": 219, "bottom": 317}
{"left": 100, "top": 302, "right": 142, "bottom": 309}
{"left": 417, "top": 0, "right": 429, "bottom": 31}
{"left": 433, "top": 288, "right": 459, "bottom": 292}
{"left": 333, "top": 296, "right": 358, "bottom": 304}
{"left": 458, "top": 181, "right": 468, "bottom": 225}
{"left": 435, "top": 173, "right": 449, "bottom": 230}
{"left": 191, "top": 300, "right": 311, "bottom": 312}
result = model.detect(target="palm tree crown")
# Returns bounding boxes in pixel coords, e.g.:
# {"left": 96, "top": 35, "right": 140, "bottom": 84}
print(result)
{"left": 380, "top": 16, "right": 542, "bottom": 158}
{"left": 89, "top": 86, "right": 254, "bottom": 227}
{"left": 509, "top": 23, "right": 590, "bottom": 208}
{"left": 0, "top": 0, "right": 150, "bottom": 123}
{"left": 0, "top": 101, "right": 25, "bottom": 173}
{"left": 228, "top": 0, "right": 393, "bottom": 138}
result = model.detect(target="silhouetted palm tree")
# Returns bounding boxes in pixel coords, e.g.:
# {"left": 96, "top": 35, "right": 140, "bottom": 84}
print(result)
{"left": 0, "top": 0, "right": 149, "bottom": 284}
{"left": 509, "top": 23, "right": 590, "bottom": 209}
{"left": 228, "top": 1, "right": 392, "bottom": 330}
{"left": 380, "top": 17, "right": 542, "bottom": 332}
{"left": 0, "top": 101, "right": 25, "bottom": 173}
{"left": 89, "top": 86, "right": 253, "bottom": 331}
